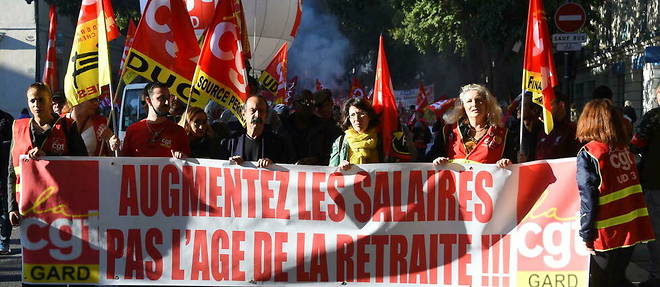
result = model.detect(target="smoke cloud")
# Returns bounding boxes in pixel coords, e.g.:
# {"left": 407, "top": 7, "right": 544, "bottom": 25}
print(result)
{"left": 288, "top": 1, "right": 351, "bottom": 91}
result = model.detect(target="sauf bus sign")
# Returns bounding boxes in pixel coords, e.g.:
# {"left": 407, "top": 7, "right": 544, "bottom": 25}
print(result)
{"left": 552, "top": 3, "right": 588, "bottom": 52}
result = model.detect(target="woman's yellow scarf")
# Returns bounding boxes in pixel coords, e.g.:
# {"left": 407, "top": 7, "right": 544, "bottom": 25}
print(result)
{"left": 344, "top": 128, "right": 378, "bottom": 164}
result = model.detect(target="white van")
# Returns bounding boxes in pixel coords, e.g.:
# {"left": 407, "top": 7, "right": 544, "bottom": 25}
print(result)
{"left": 117, "top": 83, "right": 147, "bottom": 140}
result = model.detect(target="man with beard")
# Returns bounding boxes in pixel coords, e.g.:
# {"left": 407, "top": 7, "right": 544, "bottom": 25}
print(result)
{"left": 222, "top": 95, "right": 293, "bottom": 167}
{"left": 121, "top": 82, "right": 189, "bottom": 158}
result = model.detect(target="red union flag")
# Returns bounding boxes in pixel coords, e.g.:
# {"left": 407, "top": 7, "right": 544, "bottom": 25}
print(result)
{"left": 428, "top": 97, "right": 457, "bottom": 117}
{"left": 122, "top": 0, "right": 201, "bottom": 105}
{"left": 522, "top": 0, "right": 558, "bottom": 134}
{"left": 191, "top": 0, "right": 248, "bottom": 123}
{"left": 118, "top": 18, "right": 136, "bottom": 78}
{"left": 257, "top": 43, "right": 288, "bottom": 102}
{"left": 350, "top": 77, "right": 365, "bottom": 98}
{"left": 372, "top": 35, "right": 410, "bottom": 160}
{"left": 42, "top": 4, "right": 58, "bottom": 91}
{"left": 415, "top": 81, "right": 429, "bottom": 111}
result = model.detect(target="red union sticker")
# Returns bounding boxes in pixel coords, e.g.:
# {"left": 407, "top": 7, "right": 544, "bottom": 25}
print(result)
{"left": 516, "top": 161, "right": 590, "bottom": 287}
{"left": 19, "top": 159, "right": 100, "bottom": 284}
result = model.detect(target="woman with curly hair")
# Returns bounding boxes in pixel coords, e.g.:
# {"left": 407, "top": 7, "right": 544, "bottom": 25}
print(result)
{"left": 428, "top": 84, "right": 515, "bottom": 167}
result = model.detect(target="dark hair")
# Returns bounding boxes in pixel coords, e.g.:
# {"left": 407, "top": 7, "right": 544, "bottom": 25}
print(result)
{"left": 27, "top": 82, "right": 52, "bottom": 97}
{"left": 554, "top": 89, "right": 568, "bottom": 104}
{"left": 592, "top": 85, "right": 613, "bottom": 100}
{"left": 340, "top": 97, "right": 378, "bottom": 131}
{"left": 313, "top": 89, "right": 332, "bottom": 107}
{"left": 142, "top": 82, "right": 169, "bottom": 101}
{"left": 576, "top": 99, "right": 630, "bottom": 147}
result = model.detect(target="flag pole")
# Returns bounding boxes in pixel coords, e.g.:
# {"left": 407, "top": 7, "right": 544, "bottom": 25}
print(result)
{"left": 99, "top": 0, "right": 118, "bottom": 157}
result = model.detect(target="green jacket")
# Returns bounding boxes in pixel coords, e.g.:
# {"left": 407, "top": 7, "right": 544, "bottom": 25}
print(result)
{"left": 329, "top": 134, "right": 349, "bottom": 167}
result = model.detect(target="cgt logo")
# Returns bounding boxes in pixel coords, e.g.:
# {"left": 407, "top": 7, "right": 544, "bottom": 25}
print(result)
{"left": 208, "top": 21, "right": 247, "bottom": 94}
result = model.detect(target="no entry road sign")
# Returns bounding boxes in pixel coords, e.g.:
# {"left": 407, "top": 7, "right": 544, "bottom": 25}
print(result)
{"left": 554, "top": 3, "right": 586, "bottom": 33}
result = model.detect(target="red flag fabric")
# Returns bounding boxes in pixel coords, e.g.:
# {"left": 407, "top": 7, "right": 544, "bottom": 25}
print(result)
{"left": 231, "top": 0, "right": 251, "bottom": 59}
{"left": 118, "top": 18, "right": 136, "bottom": 77}
{"left": 350, "top": 77, "right": 365, "bottom": 98}
{"left": 291, "top": 0, "right": 303, "bottom": 37}
{"left": 122, "top": 0, "right": 201, "bottom": 104}
{"left": 427, "top": 98, "right": 457, "bottom": 118}
{"left": 101, "top": 0, "right": 120, "bottom": 41}
{"left": 315, "top": 79, "right": 324, "bottom": 92}
{"left": 415, "top": 81, "right": 429, "bottom": 112}
{"left": 522, "top": 0, "right": 558, "bottom": 134}
{"left": 42, "top": 4, "right": 58, "bottom": 91}
{"left": 191, "top": 0, "right": 249, "bottom": 123}
{"left": 257, "top": 43, "right": 288, "bottom": 102}
{"left": 371, "top": 35, "right": 399, "bottom": 159}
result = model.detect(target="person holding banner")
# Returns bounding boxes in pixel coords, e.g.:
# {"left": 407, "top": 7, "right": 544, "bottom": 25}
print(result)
{"left": 179, "top": 107, "right": 223, "bottom": 159}
{"left": 329, "top": 97, "right": 382, "bottom": 170}
{"left": 66, "top": 98, "right": 120, "bottom": 156}
{"left": 222, "top": 95, "right": 293, "bottom": 167}
{"left": 576, "top": 99, "right": 654, "bottom": 287}
{"left": 428, "top": 84, "right": 514, "bottom": 167}
{"left": 7, "top": 82, "right": 87, "bottom": 226}
{"left": 121, "top": 82, "right": 190, "bottom": 159}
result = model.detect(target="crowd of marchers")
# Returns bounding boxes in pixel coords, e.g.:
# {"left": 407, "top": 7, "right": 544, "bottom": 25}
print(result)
{"left": 1, "top": 80, "right": 660, "bottom": 287}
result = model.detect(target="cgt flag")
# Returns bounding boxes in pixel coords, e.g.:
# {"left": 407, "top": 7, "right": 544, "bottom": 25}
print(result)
{"left": 63, "top": 0, "right": 119, "bottom": 106}
{"left": 522, "top": 0, "right": 558, "bottom": 134}
{"left": 258, "top": 43, "right": 288, "bottom": 103}
{"left": 350, "top": 77, "right": 365, "bottom": 98}
{"left": 122, "top": 0, "right": 200, "bottom": 105}
{"left": 191, "top": 0, "right": 249, "bottom": 124}
{"left": 42, "top": 4, "right": 58, "bottom": 91}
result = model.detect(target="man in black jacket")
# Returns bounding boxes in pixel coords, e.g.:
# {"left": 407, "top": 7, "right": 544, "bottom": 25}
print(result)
{"left": 221, "top": 95, "right": 293, "bottom": 167}
{"left": 0, "top": 108, "right": 13, "bottom": 254}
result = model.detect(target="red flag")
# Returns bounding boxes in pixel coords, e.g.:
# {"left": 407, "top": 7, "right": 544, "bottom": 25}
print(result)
{"left": 118, "top": 18, "right": 136, "bottom": 77}
{"left": 427, "top": 98, "right": 457, "bottom": 118}
{"left": 315, "top": 79, "right": 324, "bottom": 92}
{"left": 291, "top": 0, "right": 303, "bottom": 37}
{"left": 415, "top": 81, "right": 429, "bottom": 112}
{"left": 101, "top": 0, "right": 120, "bottom": 41}
{"left": 122, "top": 0, "right": 201, "bottom": 104}
{"left": 257, "top": 43, "right": 288, "bottom": 102}
{"left": 42, "top": 4, "right": 58, "bottom": 91}
{"left": 231, "top": 0, "right": 251, "bottom": 59}
{"left": 192, "top": 0, "right": 249, "bottom": 123}
{"left": 372, "top": 35, "right": 403, "bottom": 160}
{"left": 522, "top": 0, "right": 558, "bottom": 134}
{"left": 350, "top": 77, "right": 365, "bottom": 98}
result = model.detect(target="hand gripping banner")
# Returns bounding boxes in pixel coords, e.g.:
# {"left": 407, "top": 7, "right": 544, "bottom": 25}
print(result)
{"left": 19, "top": 157, "right": 589, "bottom": 286}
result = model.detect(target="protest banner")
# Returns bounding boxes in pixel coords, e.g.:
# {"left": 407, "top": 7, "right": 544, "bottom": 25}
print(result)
{"left": 19, "top": 157, "right": 589, "bottom": 286}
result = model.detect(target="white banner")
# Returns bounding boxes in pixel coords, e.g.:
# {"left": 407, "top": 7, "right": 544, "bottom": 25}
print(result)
{"left": 19, "top": 157, "right": 589, "bottom": 286}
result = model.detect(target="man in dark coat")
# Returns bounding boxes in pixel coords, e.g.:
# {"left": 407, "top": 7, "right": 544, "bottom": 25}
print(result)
{"left": 222, "top": 95, "right": 293, "bottom": 167}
